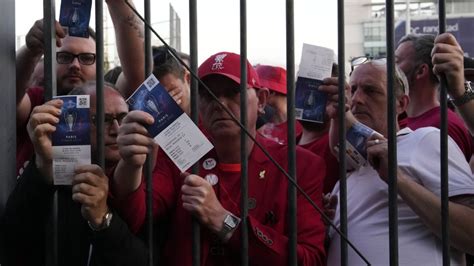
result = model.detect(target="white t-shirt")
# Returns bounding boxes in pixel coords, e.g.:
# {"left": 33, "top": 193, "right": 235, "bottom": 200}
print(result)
{"left": 327, "top": 127, "right": 474, "bottom": 266}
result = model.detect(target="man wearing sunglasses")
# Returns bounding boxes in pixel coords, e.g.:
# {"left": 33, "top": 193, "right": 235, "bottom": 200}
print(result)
{"left": 15, "top": 0, "right": 146, "bottom": 178}
{"left": 2, "top": 82, "right": 150, "bottom": 265}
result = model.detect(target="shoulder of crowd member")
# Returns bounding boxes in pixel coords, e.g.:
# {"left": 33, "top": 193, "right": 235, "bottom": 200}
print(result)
{"left": 260, "top": 136, "right": 326, "bottom": 193}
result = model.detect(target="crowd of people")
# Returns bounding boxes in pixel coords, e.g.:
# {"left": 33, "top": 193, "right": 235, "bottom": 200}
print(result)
{"left": 1, "top": 1, "right": 474, "bottom": 264}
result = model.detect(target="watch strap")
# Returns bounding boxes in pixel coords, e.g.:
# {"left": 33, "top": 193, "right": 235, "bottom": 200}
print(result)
{"left": 219, "top": 213, "right": 241, "bottom": 239}
{"left": 88, "top": 210, "right": 113, "bottom": 232}
{"left": 452, "top": 81, "right": 474, "bottom": 107}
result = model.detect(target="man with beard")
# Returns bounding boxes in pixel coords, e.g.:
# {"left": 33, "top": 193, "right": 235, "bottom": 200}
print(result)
{"left": 395, "top": 33, "right": 473, "bottom": 161}
{"left": 16, "top": 0, "right": 146, "bottom": 177}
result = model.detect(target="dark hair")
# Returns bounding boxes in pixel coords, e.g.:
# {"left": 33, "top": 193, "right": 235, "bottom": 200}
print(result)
{"left": 398, "top": 34, "right": 438, "bottom": 84}
{"left": 88, "top": 27, "right": 96, "bottom": 41}
{"left": 104, "top": 66, "right": 123, "bottom": 85}
{"left": 152, "top": 45, "right": 185, "bottom": 80}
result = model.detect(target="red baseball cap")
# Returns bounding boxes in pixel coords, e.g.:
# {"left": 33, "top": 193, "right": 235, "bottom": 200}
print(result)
{"left": 255, "top": 64, "right": 287, "bottom": 95}
{"left": 198, "top": 52, "right": 261, "bottom": 89}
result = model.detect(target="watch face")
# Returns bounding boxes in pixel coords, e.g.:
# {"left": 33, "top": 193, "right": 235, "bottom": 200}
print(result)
{"left": 466, "top": 81, "right": 473, "bottom": 93}
{"left": 225, "top": 215, "right": 237, "bottom": 228}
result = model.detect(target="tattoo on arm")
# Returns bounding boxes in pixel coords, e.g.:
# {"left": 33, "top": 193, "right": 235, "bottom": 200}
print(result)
{"left": 124, "top": 15, "right": 144, "bottom": 39}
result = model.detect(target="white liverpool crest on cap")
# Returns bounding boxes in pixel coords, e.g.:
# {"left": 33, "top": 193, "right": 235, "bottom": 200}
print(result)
{"left": 212, "top": 54, "right": 227, "bottom": 70}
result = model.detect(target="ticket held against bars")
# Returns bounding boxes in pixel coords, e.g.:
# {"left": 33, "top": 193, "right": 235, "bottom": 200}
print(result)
{"left": 52, "top": 95, "right": 92, "bottom": 185}
{"left": 127, "top": 74, "right": 213, "bottom": 172}
{"left": 59, "top": 0, "right": 92, "bottom": 38}
{"left": 338, "top": 122, "right": 376, "bottom": 170}
{"left": 295, "top": 43, "right": 335, "bottom": 123}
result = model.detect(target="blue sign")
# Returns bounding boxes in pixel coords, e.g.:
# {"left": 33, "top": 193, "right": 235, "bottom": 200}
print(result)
{"left": 395, "top": 17, "right": 474, "bottom": 57}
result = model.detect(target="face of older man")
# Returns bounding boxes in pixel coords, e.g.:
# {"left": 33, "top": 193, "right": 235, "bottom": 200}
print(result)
{"left": 198, "top": 75, "right": 262, "bottom": 140}
{"left": 89, "top": 87, "right": 129, "bottom": 164}
{"left": 350, "top": 63, "right": 389, "bottom": 135}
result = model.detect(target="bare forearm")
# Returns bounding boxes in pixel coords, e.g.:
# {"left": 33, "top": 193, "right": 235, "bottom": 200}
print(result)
{"left": 449, "top": 80, "right": 474, "bottom": 135}
{"left": 455, "top": 101, "right": 474, "bottom": 135}
{"left": 16, "top": 46, "right": 42, "bottom": 104}
{"left": 106, "top": 0, "right": 146, "bottom": 97}
{"left": 397, "top": 171, "right": 474, "bottom": 254}
{"left": 112, "top": 160, "right": 143, "bottom": 198}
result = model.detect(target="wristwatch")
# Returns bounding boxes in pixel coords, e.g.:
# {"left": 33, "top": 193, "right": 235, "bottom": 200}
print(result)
{"left": 88, "top": 210, "right": 113, "bottom": 231}
{"left": 451, "top": 81, "right": 474, "bottom": 107}
{"left": 219, "top": 213, "right": 241, "bottom": 239}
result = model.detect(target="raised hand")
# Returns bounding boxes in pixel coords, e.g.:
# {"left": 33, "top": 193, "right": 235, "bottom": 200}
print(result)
{"left": 26, "top": 99, "right": 63, "bottom": 181}
{"left": 72, "top": 164, "right": 109, "bottom": 227}
{"left": 25, "top": 19, "right": 66, "bottom": 55}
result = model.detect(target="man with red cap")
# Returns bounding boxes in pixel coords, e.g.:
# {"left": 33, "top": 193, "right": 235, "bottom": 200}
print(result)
{"left": 112, "top": 52, "right": 327, "bottom": 265}
{"left": 255, "top": 64, "right": 302, "bottom": 144}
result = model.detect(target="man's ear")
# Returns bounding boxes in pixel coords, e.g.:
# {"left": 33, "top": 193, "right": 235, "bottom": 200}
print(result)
{"left": 184, "top": 69, "right": 191, "bottom": 85}
{"left": 396, "top": 94, "right": 410, "bottom": 115}
{"left": 256, "top": 88, "right": 269, "bottom": 113}
{"left": 416, "top": 64, "right": 430, "bottom": 80}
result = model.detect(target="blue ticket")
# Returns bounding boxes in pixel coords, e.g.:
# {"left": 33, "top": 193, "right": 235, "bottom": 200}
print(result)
{"left": 295, "top": 77, "right": 327, "bottom": 123}
{"left": 127, "top": 75, "right": 213, "bottom": 172}
{"left": 295, "top": 43, "right": 334, "bottom": 123}
{"left": 127, "top": 75, "right": 184, "bottom": 138}
{"left": 52, "top": 95, "right": 91, "bottom": 147}
{"left": 59, "top": 0, "right": 92, "bottom": 38}
{"left": 345, "top": 122, "right": 375, "bottom": 168}
{"left": 52, "top": 95, "right": 91, "bottom": 185}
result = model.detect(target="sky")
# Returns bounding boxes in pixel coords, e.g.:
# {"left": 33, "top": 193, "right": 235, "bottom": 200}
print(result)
{"left": 15, "top": 0, "right": 339, "bottom": 67}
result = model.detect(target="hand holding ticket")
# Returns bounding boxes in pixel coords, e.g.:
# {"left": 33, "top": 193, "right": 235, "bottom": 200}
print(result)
{"left": 126, "top": 75, "right": 213, "bottom": 172}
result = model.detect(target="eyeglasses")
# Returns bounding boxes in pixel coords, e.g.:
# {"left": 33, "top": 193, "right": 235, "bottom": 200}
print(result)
{"left": 91, "top": 113, "right": 127, "bottom": 127}
{"left": 57, "top": 52, "right": 96, "bottom": 65}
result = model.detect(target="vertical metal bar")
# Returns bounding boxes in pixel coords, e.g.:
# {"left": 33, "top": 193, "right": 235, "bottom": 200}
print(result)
{"left": 189, "top": 0, "right": 201, "bottom": 265}
{"left": 386, "top": 0, "right": 399, "bottom": 265}
{"left": 337, "top": 0, "right": 348, "bottom": 265}
{"left": 285, "top": 0, "right": 297, "bottom": 265}
{"left": 96, "top": 0, "right": 105, "bottom": 169}
{"left": 0, "top": 0, "right": 16, "bottom": 220}
{"left": 93, "top": 1, "right": 105, "bottom": 264}
{"left": 240, "top": 0, "right": 249, "bottom": 265}
{"left": 169, "top": 4, "right": 175, "bottom": 49}
{"left": 43, "top": 0, "right": 57, "bottom": 101}
{"left": 144, "top": 0, "right": 154, "bottom": 265}
{"left": 437, "top": 1, "right": 450, "bottom": 265}
{"left": 43, "top": 1, "right": 57, "bottom": 265}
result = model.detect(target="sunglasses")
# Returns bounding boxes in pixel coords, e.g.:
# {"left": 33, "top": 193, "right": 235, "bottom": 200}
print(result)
{"left": 57, "top": 52, "right": 96, "bottom": 65}
{"left": 350, "top": 56, "right": 387, "bottom": 73}
{"left": 350, "top": 56, "right": 408, "bottom": 95}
